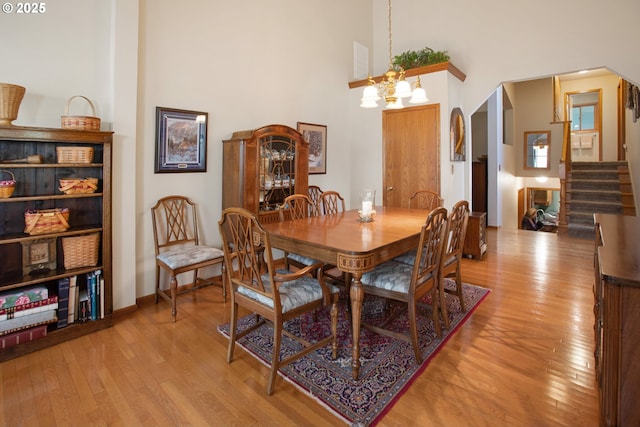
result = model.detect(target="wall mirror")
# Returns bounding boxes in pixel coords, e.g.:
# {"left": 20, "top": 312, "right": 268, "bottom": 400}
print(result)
{"left": 450, "top": 107, "right": 465, "bottom": 161}
{"left": 524, "top": 130, "right": 550, "bottom": 169}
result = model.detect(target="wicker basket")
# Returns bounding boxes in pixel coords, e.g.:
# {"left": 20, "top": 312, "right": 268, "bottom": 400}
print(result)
{"left": 24, "top": 208, "right": 70, "bottom": 235}
{"left": 62, "top": 233, "right": 100, "bottom": 269}
{"left": 0, "top": 83, "right": 26, "bottom": 126}
{"left": 58, "top": 177, "right": 98, "bottom": 194}
{"left": 0, "top": 170, "right": 16, "bottom": 198}
{"left": 56, "top": 146, "right": 94, "bottom": 164}
{"left": 61, "top": 96, "right": 101, "bottom": 131}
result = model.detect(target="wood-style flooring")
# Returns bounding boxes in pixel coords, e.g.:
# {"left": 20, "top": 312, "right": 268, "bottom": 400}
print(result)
{"left": 0, "top": 227, "right": 599, "bottom": 426}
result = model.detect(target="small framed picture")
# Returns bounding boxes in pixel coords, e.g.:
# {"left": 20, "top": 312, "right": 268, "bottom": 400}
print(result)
{"left": 155, "top": 107, "right": 208, "bottom": 173}
{"left": 297, "top": 122, "right": 327, "bottom": 174}
{"left": 21, "top": 238, "right": 57, "bottom": 276}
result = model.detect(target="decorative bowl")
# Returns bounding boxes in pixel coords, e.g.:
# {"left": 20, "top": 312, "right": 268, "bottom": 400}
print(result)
{"left": 357, "top": 209, "right": 376, "bottom": 222}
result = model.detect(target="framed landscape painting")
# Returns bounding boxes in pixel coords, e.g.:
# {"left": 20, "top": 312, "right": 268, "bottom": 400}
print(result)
{"left": 155, "top": 107, "right": 208, "bottom": 173}
{"left": 297, "top": 122, "right": 327, "bottom": 174}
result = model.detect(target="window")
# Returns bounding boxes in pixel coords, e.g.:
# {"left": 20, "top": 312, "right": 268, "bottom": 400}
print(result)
{"left": 570, "top": 104, "right": 596, "bottom": 131}
{"left": 524, "top": 131, "right": 550, "bottom": 170}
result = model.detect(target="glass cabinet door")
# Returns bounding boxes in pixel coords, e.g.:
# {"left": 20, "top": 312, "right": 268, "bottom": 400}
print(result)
{"left": 259, "top": 135, "right": 296, "bottom": 212}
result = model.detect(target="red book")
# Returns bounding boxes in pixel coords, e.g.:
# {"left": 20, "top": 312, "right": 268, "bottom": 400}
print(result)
{"left": 0, "top": 296, "right": 59, "bottom": 320}
{"left": 0, "top": 325, "right": 48, "bottom": 349}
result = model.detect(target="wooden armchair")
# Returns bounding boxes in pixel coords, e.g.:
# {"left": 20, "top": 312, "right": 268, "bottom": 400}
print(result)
{"left": 151, "top": 195, "right": 225, "bottom": 322}
{"left": 360, "top": 207, "right": 448, "bottom": 362}
{"left": 409, "top": 190, "right": 443, "bottom": 211}
{"left": 280, "top": 194, "right": 320, "bottom": 270}
{"left": 439, "top": 200, "right": 470, "bottom": 328}
{"left": 218, "top": 207, "right": 338, "bottom": 395}
{"left": 319, "top": 190, "right": 346, "bottom": 215}
{"left": 307, "top": 185, "right": 323, "bottom": 212}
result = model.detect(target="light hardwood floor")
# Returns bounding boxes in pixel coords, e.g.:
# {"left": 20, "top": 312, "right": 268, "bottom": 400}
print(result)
{"left": 0, "top": 227, "right": 599, "bottom": 426}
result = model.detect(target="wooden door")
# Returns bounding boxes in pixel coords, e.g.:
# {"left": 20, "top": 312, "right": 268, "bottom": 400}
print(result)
{"left": 383, "top": 104, "right": 440, "bottom": 208}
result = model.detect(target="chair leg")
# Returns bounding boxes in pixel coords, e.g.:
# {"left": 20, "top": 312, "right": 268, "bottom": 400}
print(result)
{"left": 169, "top": 274, "right": 178, "bottom": 322}
{"left": 432, "top": 288, "right": 442, "bottom": 338}
{"left": 456, "top": 264, "right": 466, "bottom": 312}
{"left": 221, "top": 262, "right": 227, "bottom": 302}
{"left": 155, "top": 266, "right": 161, "bottom": 304}
{"left": 330, "top": 300, "right": 338, "bottom": 359}
{"left": 267, "top": 321, "right": 283, "bottom": 395}
{"left": 227, "top": 302, "right": 238, "bottom": 363}
{"left": 408, "top": 302, "right": 422, "bottom": 363}
{"left": 439, "top": 276, "right": 450, "bottom": 329}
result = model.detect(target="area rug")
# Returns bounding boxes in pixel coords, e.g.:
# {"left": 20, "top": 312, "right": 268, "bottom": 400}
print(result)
{"left": 217, "top": 279, "right": 490, "bottom": 426}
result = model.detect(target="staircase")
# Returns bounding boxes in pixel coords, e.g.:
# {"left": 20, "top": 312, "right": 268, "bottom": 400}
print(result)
{"left": 566, "top": 161, "right": 636, "bottom": 239}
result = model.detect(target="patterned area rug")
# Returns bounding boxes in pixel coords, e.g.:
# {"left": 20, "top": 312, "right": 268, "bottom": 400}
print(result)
{"left": 217, "top": 279, "right": 490, "bottom": 426}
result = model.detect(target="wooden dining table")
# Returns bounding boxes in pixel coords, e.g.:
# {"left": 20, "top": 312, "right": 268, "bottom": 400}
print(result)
{"left": 261, "top": 206, "right": 430, "bottom": 380}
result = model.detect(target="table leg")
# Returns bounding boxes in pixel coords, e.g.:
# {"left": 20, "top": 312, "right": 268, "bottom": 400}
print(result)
{"left": 350, "top": 273, "right": 363, "bottom": 380}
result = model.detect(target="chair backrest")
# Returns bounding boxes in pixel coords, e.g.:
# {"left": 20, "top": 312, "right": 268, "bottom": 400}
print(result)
{"left": 409, "top": 190, "right": 443, "bottom": 211}
{"left": 319, "top": 190, "right": 346, "bottom": 215}
{"left": 280, "top": 194, "right": 316, "bottom": 220}
{"left": 151, "top": 195, "right": 199, "bottom": 255}
{"left": 307, "top": 185, "right": 323, "bottom": 208}
{"left": 219, "top": 207, "right": 276, "bottom": 300}
{"left": 412, "top": 207, "right": 448, "bottom": 289}
{"left": 443, "top": 200, "right": 470, "bottom": 261}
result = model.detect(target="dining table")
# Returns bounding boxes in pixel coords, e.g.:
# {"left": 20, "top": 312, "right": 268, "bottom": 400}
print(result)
{"left": 261, "top": 206, "right": 430, "bottom": 380}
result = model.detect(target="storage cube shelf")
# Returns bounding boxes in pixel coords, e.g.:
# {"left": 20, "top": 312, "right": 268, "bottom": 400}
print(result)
{"left": 0, "top": 126, "right": 113, "bottom": 361}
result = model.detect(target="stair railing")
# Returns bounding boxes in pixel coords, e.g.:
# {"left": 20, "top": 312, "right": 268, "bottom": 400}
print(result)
{"left": 557, "top": 120, "right": 572, "bottom": 235}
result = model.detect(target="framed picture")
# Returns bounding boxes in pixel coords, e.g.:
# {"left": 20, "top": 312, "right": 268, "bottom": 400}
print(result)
{"left": 297, "top": 122, "right": 327, "bottom": 174}
{"left": 21, "top": 238, "right": 57, "bottom": 276}
{"left": 155, "top": 107, "right": 208, "bottom": 173}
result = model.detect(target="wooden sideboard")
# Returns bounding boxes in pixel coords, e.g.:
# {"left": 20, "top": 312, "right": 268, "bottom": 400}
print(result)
{"left": 594, "top": 213, "right": 640, "bottom": 427}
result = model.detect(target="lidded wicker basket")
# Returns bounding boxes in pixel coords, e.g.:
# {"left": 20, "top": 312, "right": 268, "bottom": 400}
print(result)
{"left": 62, "top": 233, "right": 100, "bottom": 269}
{"left": 0, "top": 83, "right": 26, "bottom": 126}
{"left": 0, "top": 170, "right": 16, "bottom": 198}
{"left": 61, "top": 95, "right": 101, "bottom": 131}
{"left": 56, "top": 146, "right": 94, "bottom": 163}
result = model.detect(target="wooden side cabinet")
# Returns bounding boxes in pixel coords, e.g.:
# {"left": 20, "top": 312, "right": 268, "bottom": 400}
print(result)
{"left": 594, "top": 214, "right": 640, "bottom": 427}
{"left": 463, "top": 211, "right": 487, "bottom": 260}
{"left": 0, "top": 126, "right": 113, "bottom": 362}
{"left": 222, "top": 124, "right": 309, "bottom": 224}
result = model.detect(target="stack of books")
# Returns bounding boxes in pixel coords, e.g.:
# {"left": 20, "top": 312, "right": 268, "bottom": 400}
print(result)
{"left": 0, "top": 285, "right": 58, "bottom": 349}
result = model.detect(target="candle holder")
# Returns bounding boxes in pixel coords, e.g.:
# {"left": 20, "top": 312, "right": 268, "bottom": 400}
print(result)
{"left": 358, "top": 189, "right": 376, "bottom": 222}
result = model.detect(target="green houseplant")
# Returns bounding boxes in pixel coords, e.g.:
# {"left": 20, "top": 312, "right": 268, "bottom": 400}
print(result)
{"left": 392, "top": 47, "right": 450, "bottom": 71}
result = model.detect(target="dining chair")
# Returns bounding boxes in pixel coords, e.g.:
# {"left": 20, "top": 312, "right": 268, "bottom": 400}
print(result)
{"left": 151, "top": 195, "right": 225, "bottom": 322}
{"left": 280, "top": 194, "right": 321, "bottom": 271}
{"left": 319, "top": 190, "right": 346, "bottom": 215}
{"left": 317, "top": 190, "right": 348, "bottom": 286}
{"left": 307, "top": 185, "right": 323, "bottom": 211}
{"left": 360, "top": 207, "right": 448, "bottom": 362}
{"left": 439, "top": 200, "right": 470, "bottom": 328}
{"left": 218, "top": 207, "right": 338, "bottom": 395}
{"left": 409, "top": 190, "right": 443, "bottom": 211}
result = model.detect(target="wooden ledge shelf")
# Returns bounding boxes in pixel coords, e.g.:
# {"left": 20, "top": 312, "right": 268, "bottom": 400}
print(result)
{"left": 348, "top": 61, "right": 466, "bottom": 89}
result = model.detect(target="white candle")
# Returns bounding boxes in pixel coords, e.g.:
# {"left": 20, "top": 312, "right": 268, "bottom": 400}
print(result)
{"left": 362, "top": 200, "right": 372, "bottom": 215}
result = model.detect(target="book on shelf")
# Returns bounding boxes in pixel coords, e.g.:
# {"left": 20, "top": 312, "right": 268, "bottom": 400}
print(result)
{"left": 0, "top": 324, "right": 48, "bottom": 350}
{"left": 67, "top": 275, "right": 78, "bottom": 325}
{"left": 0, "top": 309, "right": 57, "bottom": 336}
{"left": 57, "top": 277, "right": 70, "bottom": 328}
{"left": 78, "top": 289, "right": 89, "bottom": 323}
{"left": 99, "top": 276, "right": 104, "bottom": 319}
{"left": 0, "top": 296, "right": 58, "bottom": 321}
{"left": 0, "top": 285, "right": 49, "bottom": 310}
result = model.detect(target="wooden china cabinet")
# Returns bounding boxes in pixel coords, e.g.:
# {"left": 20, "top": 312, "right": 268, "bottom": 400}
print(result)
{"left": 222, "top": 124, "right": 309, "bottom": 224}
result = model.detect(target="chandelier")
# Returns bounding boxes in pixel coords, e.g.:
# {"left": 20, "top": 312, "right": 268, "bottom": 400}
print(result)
{"left": 360, "top": 0, "right": 428, "bottom": 109}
